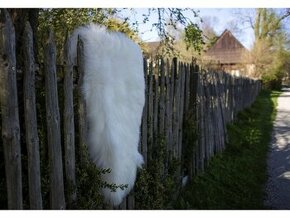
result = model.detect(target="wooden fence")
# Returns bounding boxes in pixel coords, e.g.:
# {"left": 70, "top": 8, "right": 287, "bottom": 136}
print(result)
{"left": 0, "top": 11, "right": 262, "bottom": 209}
{"left": 139, "top": 58, "right": 261, "bottom": 186}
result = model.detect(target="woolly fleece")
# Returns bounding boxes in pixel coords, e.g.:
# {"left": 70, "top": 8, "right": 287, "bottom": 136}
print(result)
{"left": 69, "top": 24, "right": 145, "bottom": 206}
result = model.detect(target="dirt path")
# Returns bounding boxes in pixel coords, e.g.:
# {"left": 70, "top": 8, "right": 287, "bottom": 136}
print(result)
{"left": 264, "top": 88, "right": 290, "bottom": 209}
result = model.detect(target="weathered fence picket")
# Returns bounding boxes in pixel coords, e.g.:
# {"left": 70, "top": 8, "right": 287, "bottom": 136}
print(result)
{"left": 23, "top": 22, "right": 43, "bottom": 209}
{"left": 77, "top": 36, "right": 88, "bottom": 166}
{"left": 178, "top": 63, "right": 186, "bottom": 171}
{"left": 0, "top": 9, "right": 23, "bottom": 209}
{"left": 147, "top": 61, "right": 154, "bottom": 164}
{"left": 159, "top": 59, "right": 166, "bottom": 136}
{"left": 44, "top": 29, "right": 66, "bottom": 209}
{"left": 141, "top": 58, "right": 148, "bottom": 167}
{"left": 164, "top": 59, "right": 172, "bottom": 175}
{"left": 63, "top": 34, "right": 76, "bottom": 206}
{"left": 153, "top": 64, "right": 159, "bottom": 148}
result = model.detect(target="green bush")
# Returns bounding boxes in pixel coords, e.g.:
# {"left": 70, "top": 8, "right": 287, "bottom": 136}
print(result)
{"left": 134, "top": 135, "right": 180, "bottom": 209}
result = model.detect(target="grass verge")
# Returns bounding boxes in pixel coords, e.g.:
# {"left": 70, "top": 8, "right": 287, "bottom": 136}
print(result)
{"left": 174, "top": 90, "right": 280, "bottom": 209}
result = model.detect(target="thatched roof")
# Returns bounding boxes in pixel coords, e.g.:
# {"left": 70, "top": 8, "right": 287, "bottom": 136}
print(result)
{"left": 205, "top": 29, "right": 248, "bottom": 64}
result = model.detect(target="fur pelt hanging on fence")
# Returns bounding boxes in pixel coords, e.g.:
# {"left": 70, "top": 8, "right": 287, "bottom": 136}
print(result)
{"left": 68, "top": 24, "right": 145, "bottom": 206}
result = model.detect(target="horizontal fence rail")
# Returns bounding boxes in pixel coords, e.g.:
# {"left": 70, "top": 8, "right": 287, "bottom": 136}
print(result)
{"left": 0, "top": 15, "right": 262, "bottom": 209}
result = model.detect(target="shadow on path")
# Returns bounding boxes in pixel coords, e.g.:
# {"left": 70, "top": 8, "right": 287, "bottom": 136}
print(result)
{"left": 264, "top": 88, "right": 290, "bottom": 209}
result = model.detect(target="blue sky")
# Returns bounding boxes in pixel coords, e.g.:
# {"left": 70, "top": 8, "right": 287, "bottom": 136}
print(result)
{"left": 121, "top": 8, "right": 255, "bottom": 49}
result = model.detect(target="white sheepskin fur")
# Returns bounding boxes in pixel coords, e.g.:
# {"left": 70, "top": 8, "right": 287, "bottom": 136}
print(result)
{"left": 68, "top": 24, "right": 145, "bottom": 206}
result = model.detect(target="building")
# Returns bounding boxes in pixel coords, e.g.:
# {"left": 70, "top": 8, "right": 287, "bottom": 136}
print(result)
{"left": 204, "top": 29, "right": 254, "bottom": 77}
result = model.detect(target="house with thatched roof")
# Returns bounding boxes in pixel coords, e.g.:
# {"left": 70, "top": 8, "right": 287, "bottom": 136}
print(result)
{"left": 205, "top": 29, "right": 254, "bottom": 76}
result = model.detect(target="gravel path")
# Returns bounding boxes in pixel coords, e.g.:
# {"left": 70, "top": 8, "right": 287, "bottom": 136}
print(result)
{"left": 264, "top": 88, "right": 290, "bottom": 209}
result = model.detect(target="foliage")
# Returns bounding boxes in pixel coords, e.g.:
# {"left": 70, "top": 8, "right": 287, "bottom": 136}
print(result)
{"left": 103, "top": 18, "right": 147, "bottom": 51}
{"left": 37, "top": 8, "right": 204, "bottom": 62}
{"left": 161, "top": 16, "right": 216, "bottom": 64}
{"left": 262, "top": 44, "right": 290, "bottom": 90}
{"left": 139, "top": 8, "right": 204, "bottom": 56}
{"left": 37, "top": 9, "right": 150, "bottom": 62}
{"left": 141, "top": 8, "right": 201, "bottom": 41}
{"left": 74, "top": 147, "right": 128, "bottom": 209}
{"left": 159, "top": 30, "right": 200, "bottom": 62}
{"left": 200, "top": 16, "right": 219, "bottom": 51}
{"left": 175, "top": 90, "right": 280, "bottom": 209}
{"left": 37, "top": 9, "right": 117, "bottom": 63}
{"left": 134, "top": 135, "right": 180, "bottom": 209}
{"left": 254, "top": 9, "right": 290, "bottom": 42}
{"left": 184, "top": 23, "right": 204, "bottom": 52}
{"left": 248, "top": 9, "right": 290, "bottom": 88}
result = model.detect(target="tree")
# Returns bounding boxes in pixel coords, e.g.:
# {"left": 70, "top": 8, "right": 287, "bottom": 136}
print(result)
{"left": 103, "top": 18, "right": 147, "bottom": 51}
{"left": 254, "top": 9, "right": 290, "bottom": 42}
{"left": 139, "top": 8, "right": 201, "bottom": 41}
{"left": 36, "top": 8, "right": 204, "bottom": 62}
{"left": 200, "top": 16, "right": 219, "bottom": 50}
{"left": 164, "top": 25, "right": 200, "bottom": 62}
{"left": 247, "top": 9, "right": 290, "bottom": 89}
{"left": 184, "top": 23, "right": 204, "bottom": 52}
{"left": 38, "top": 9, "right": 118, "bottom": 62}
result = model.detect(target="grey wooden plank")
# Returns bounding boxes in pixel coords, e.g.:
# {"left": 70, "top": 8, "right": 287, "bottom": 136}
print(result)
{"left": 63, "top": 33, "right": 76, "bottom": 206}
{"left": 159, "top": 58, "right": 166, "bottom": 136}
{"left": 164, "top": 59, "right": 172, "bottom": 174}
{"left": 77, "top": 36, "right": 88, "bottom": 166}
{"left": 172, "top": 59, "right": 180, "bottom": 159}
{"left": 178, "top": 63, "right": 186, "bottom": 177}
{"left": 0, "top": 9, "right": 23, "bottom": 209}
{"left": 44, "top": 29, "right": 66, "bottom": 209}
{"left": 153, "top": 61, "right": 159, "bottom": 146}
{"left": 23, "top": 21, "right": 43, "bottom": 209}
{"left": 141, "top": 58, "right": 148, "bottom": 167}
{"left": 147, "top": 60, "right": 154, "bottom": 163}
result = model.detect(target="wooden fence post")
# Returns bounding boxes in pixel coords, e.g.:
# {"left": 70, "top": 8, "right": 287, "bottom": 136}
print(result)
{"left": 199, "top": 73, "right": 206, "bottom": 172}
{"left": 153, "top": 61, "right": 159, "bottom": 146}
{"left": 44, "top": 29, "right": 66, "bottom": 209}
{"left": 141, "top": 58, "right": 148, "bottom": 167}
{"left": 147, "top": 60, "right": 154, "bottom": 163}
{"left": 63, "top": 34, "right": 76, "bottom": 206}
{"left": 164, "top": 59, "right": 172, "bottom": 174}
{"left": 159, "top": 58, "right": 166, "bottom": 136}
{"left": 167, "top": 59, "right": 175, "bottom": 162}
{"left": 0, "top": 9, "right": 23, "bottom": 209}
{"left": 184, "top": 63, "right": 191, "bottom": 113}
{"left": 189, "top": 67, "right": 198, "bottom": 177}
{"left": 202, "top": 73, "right": 210, "bottom": 163}
{"left": 178, "top": 63, "right": 186, "bottom": 178}
{"left": 23, "top": 21, "right": 43, "bottom": 209}
{"left": 77, "top": 36, "right": 88, "bottom": 165}
{"left": 172, "top": 58, "right": 179, "bottom": 159}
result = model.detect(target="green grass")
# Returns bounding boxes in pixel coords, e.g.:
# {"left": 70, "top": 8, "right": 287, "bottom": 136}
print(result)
{"left": 175, "top": 90, "right": 280, "bottom": 209}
